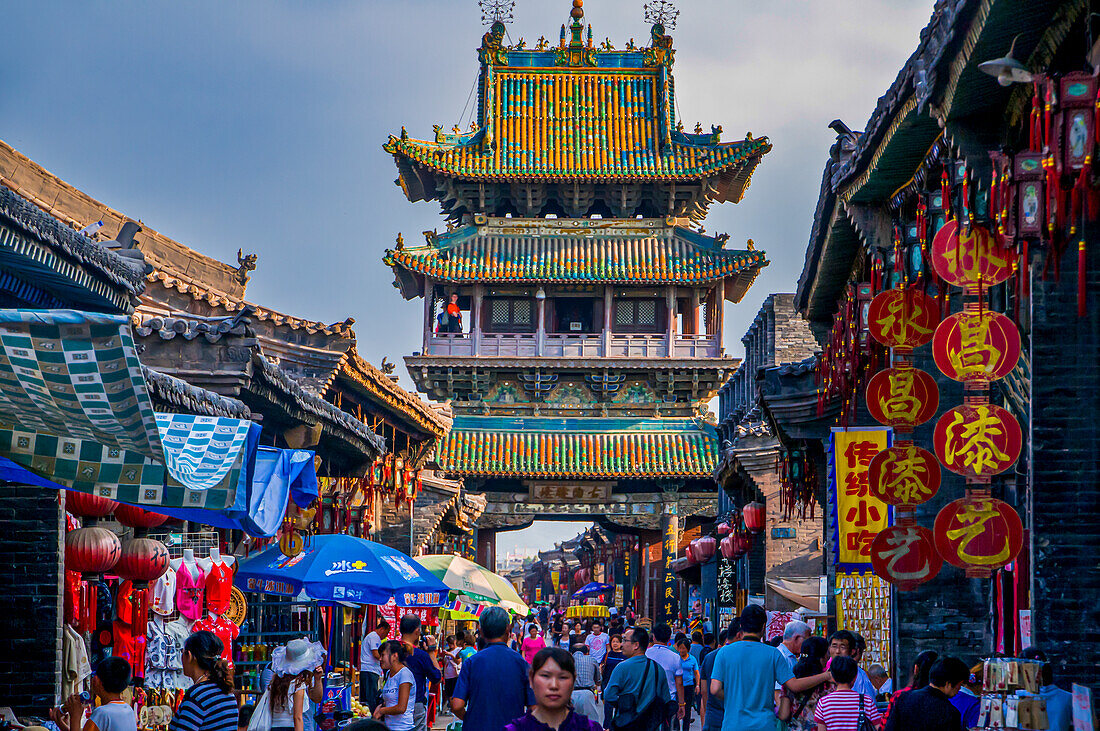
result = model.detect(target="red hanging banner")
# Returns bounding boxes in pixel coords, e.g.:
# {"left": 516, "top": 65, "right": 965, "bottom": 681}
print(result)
{"left": 933, "top": 496, "right": 1024, "bottom": 573}
{"left": 932, "top": 310, "right": 1022, "bottom": 383}
{"left": 865, "top": 366, "right": 939, "bottom": 428}
{"left": 932, "top": 404, "right": 1022, "bottom": 479}
{"left": 870, "top": 524, "right": 942, "bottom": 591}
{"left": 867, "top": 445, "right": 941, "bottom": 506}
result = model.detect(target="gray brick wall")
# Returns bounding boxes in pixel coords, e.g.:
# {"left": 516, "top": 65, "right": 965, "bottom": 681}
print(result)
{"left": 0, "top": 485, "right": 63, "bottom": 715}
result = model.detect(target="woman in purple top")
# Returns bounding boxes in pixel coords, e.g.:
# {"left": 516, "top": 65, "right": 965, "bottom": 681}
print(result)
{"left": 504, "top": 647, "right": 604, "bottom": 731}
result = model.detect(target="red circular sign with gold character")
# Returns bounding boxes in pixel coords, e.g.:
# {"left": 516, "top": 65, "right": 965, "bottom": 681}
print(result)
{"left": 867, "top": 288, "right": 940, "bottom": 349}
{"left": 931, "top": 220, "right": 1014, "bottom": 288}
{"left": 871, "top": 524, "right": 942, "bottom": 590}
{"left": 933, "top": 496, "right": 1023, "bottom": 571}
{"left": 932, "top": 310, "right": 1021, "bottom": 383}
{"left": 868, "top": 445, "right": 941, "bottom": 506}
{"left": 933, "top": 404, "right": 1022, "bottom": 479}
{"left": 865, "top": 366, "right": 939, "bottom": 428}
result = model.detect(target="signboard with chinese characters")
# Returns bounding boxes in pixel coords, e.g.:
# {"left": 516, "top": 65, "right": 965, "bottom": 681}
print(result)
{"left": 836, "top": 571, "right": 892, "bottom": 673}
{"left": 528, "top": 481, "right": 613, "bottom": 503}
{"left": 830, "top": 428, "right": 892, "bottom": 566}
{"left": 716, "top": 557, "right": 737, "bottom": 609}
{"left": 660, "top": 512, "right": 679, "bottom": 625}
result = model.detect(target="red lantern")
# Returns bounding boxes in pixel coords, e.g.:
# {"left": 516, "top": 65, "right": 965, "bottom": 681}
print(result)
{"left": 933, "top": 496, "right": 1024, "bottom": 576}
{"left": 719, "top": 535, "right": 734, "bottom": 560}
{"left": 870, "top": 524, "right": 942, "bottom": 590}
{"left": 932, "top": 311, "right": 1021, "bottom": 384}
{"left": 729, "top": 529, "right": 753, "bottom": 560}
{"left": 865, "top": 366, "right": 939, "bottom": 428}
{"left": 116, "top": 537, "right": 169, "bottom": 637}
{"left": 866, "top": 288, "right": 939, "bottom": 350}
{"left": 868, "top": 445, "right": 941, "bottom": 506}
{"left": 65, "top": 491, "right": 119, "bottom": 519}
{"left": 694, "top": 536, "right": 716, "bottom": 562}
{"left": 65, "top": 526, "right": 121, "bottom": 632}
{"left": 743, "top": 502, "right": 766, "bottom": 533}
{"left": 933, "top": 404, "right": 1022, "bottom": 479}
{"left": 114, "top": 504, "right": 169, "bottom": 531}
{"left": 685, "top": 542, "right": 697, "bottom": 565}
{"left": 716, "top": 522, "right": 732, "bottom": 536}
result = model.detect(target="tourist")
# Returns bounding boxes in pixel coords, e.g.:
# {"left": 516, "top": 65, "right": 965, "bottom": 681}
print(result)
{"left": 441, "top": 635, "right": 461, "bottom": 714}
{"left": 398, "top": 615, "right": 440, "bottom": 731}
{"left": 604, "top": 627, "right": 673, "bottom": 730}
{"left": 601, "top": 632, "right": 627, "bottom": 696}
{"left": 168, "top": 631, "right": 238, "bottom": 731}
{"left": 374, "top": 640, "right": 415, "bottom": 730}
{"left": 784, "top": 636, "right": 831, "bottom": 731}
{"left": 779, "top": 621, "right": 811, "bottom": 672}
{"left": 645, "top": 623, "right": 685, "bottom": 724}
{"left": 700, "top": 632, "right": 716, "bottom": 664}
{"left": 811, "top": 656, "right": 881, "bottom": 731}
{"left": 1021, "top": 648, "right": 1074, "bottom": 731}
{"left": 867, "top": 664, "right": 891, "bottom": 698}
{"left": 881, "top": 649, "right": 938, "bottom": 727}
{"left": 458, "top": 631, "right": 477, "bottom": 664}
{"left": 848, "top": 633, "right": 878, "bottom": 697}
{"left": 360, "top": 618, "right": 390, "bottom": 712}
{"left": 238, "top": 704, "right": 256, "bottom": 731}
{"left": 586, "top": 621, "right": 611, "bottom": 664}
{"left": 688, "top": 631, "right": 705, "bottom": 665}
{"left": 504, "top": 648, "right": 603, "bottom": 731}
{"left": 268, "top": 638, "right": 326, "bottom": 731}
{"left": 884, "top": 657, "right": 969, "bottom": 731}
{"left": 522, "top": 624, "right": 547, "bottom": 665}
{"left": 570, "top": 643, "right": 601, "bottom": 721}
{"left": 699, "top": 627, "right": 733, "bottom": 731}
{"left": 451, "top": 606, "right": 535, "bottom": 731}
{"left": 709, "top": 605, "right": 832, "bottom": 731}
{"left": 674, "top": 637, "right": 700, "bottom": 731}
{"left": 949, "top": 663, "right": 982, "bottom": 729}
{"left": 51, "top": 656, "right": 137, "bottom": 731}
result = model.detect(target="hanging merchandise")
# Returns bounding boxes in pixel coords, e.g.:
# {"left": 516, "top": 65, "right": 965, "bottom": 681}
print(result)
{"left": 777, "top": 444, "right": 817, "bottom": 520}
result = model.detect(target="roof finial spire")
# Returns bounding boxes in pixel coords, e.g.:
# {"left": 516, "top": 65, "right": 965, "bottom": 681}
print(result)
{"left": 644, "top": 0, "right": 679, "bottom": 31}
{"left": 479, "top": 0, "right": 515, "bottom": 26}
{"left": 570, "top": 0, "right": 584, "bottom": 21}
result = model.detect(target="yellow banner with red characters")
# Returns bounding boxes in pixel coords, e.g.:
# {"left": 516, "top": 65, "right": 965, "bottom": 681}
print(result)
{"left": 831, "top": 429, "right": 891, "bottom": 565}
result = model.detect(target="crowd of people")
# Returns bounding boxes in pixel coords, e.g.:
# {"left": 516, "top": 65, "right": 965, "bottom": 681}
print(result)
{"left": 47, "top": 604, "right": 1079, "bottom": 731}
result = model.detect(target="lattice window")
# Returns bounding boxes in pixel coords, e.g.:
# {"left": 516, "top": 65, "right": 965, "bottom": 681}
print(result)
{"left": 613, "top": 298, "right": 663, "bottom": 334}
{"left": 485, "top": 298, "right": 535, "bottom": 332}
{"left": 616, "top": 301, "right": 632, "bottom": 325}
{"left": 491, "top": 300, "right": 511, "bottom": 324}
{"left": 637, "top": 299, "right": 656, "bottom": 325}
{"left": 513, "top": 299, "right": 531, "bottom": 325}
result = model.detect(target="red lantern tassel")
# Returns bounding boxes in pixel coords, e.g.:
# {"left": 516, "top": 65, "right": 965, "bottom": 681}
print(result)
{"left": 133, "top": 587, "right": 148, "bottom": 638}
{"left": 81, "top": 582, "right": 97, "bottom": 634}
{"left": 1032, "top": 83, "right": 1043, "bottom": 150}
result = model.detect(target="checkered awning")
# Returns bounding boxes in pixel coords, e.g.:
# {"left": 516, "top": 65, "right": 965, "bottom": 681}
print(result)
{"left": 0, "top": 310, "right": 254, "bottom": 508}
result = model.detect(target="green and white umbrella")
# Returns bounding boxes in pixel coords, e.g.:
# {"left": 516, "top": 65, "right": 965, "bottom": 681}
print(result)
{"left": 415, "top": 554, "right": 530, "bottom": 616}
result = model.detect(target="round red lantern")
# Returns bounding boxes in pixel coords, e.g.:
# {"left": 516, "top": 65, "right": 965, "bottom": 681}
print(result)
{"left": 684, "top": 542, "right": 697, "bottom": 564}
{"left": 730, "top": 530, "right": 753, "bottom": 559}
{"left": 933, "top": 404, "right": 1022, "bottom": 479}
{"left": 870, "top": 524, "right": 942, "bottom": 590}
{"left": 932, "top": 310, "right": 1021, "bottom": 384}
{"left": 868, "top": 445, "right": 941, "bottom": 506}
{"left": 743, "top": 502, "right": 766, "bottom": 533}
{"left": 114, "top": 504, "right": 169, "bottom": 531}
{"left": 116, "top": 536, "right": 169, "bottom": 637}
{"left": 65, "top": 491, "right": 119, "bottom": 519}
{"left": 694, "top": 536, "right": 716, "bottom": 562}
{"left": 719, "top": 535, "right": 735, "bottom": 560}
{"left": 867, "top": 287, "right": 940, "bottom": 350}
{"left": 65, "top": 526, "right": 122, "bottom": 576}
{"left": 933, "top": 496, "right": 1023, "bottom": 575}
{"left": 930, "top": 220, "right": 1014, "bottom": 288}
{"left": 865, "top": 366, "right": 939, "bottom": 428}
{"left": 716, "top": 522, "right": 732, "bottom": 536}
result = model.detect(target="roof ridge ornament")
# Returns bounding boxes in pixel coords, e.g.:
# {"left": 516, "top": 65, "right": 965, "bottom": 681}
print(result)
{"left": 644, "top": 0, "right": 679, "bottom": 31}
{"left": 479, "top": 0, "right": 515, "bottom": 26}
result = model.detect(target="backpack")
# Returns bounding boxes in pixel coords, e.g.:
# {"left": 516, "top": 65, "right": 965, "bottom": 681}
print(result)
{"left": 610, "top": 659, "right": 669, "bottom": 731}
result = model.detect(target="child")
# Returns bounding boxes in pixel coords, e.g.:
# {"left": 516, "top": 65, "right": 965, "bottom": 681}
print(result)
{"left": 51, "top": 657, "right": 137, "bottom": 731}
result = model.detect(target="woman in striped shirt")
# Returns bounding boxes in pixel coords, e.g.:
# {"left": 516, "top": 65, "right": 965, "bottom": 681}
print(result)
{"left": 169, "top": 631, "right": 238, "bottom": 731}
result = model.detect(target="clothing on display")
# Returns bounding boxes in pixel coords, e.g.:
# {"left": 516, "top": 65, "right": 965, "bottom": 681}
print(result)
{"left": 146, "top": 618, "right": 191, "bottom": 690}
{"left": 192, "top": 614, "right": 239, "bottom": 670}
{"left": 204, "top": 561, "right": 233, "bottom": 615}
{"left": 175, "top": 562, "right": 206, "bottom": 621}
{"left": 152, "top": 566, "right": 176, "bottom": 617}
{"left": 62, "top": 624, "right": 92, "bottom": 700}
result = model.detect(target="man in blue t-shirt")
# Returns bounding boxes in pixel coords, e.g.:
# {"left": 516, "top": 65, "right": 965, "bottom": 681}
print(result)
{"left": 710, "top": 606, "right": 832, "bottom": 731}
{"left": 452, "top": 606, "right": 534, "bottom": 731}
{"left": 399, "top": 614, "right": 441, "bottom": 731}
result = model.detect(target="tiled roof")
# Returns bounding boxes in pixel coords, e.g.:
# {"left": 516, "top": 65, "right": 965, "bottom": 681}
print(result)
{"left": 142, "top": 366, "right": 253, "bottom": 420}
{"left": 338, "top": 349, "right": 450, "bottom": 438}
{"left": 438, "top": 416, "right": 717, "bottom": 477}
{"left": 385, "top": 223, "right": 764, "bottom": 285}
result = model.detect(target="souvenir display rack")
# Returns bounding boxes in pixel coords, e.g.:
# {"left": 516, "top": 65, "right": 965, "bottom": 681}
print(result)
{"left": 975, "top": 657, "right": 1048, "bottom": 730}
{"left": 234, "top": 594, "right": 323, "bottom": 696}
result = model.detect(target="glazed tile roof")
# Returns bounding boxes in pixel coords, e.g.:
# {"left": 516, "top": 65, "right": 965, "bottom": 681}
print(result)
{"left": 385, "top": 221, "right": 765, "bottom": 286}
{"left": 438, "top": 416, "right": 718, "bottom": 477}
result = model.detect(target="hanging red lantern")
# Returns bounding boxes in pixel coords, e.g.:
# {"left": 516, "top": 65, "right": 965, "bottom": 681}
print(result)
{"left": 116, "top": 537, "right": 169, "bottom": 637}
{"left": 716, "top": 522, "right": 732, "bottom": 536}
{"left": 865, "top": 365, "right": 939, "bottom": 428}
{"left": 868, "top": 445, "right": 941, "bottom": 506}
{"left": 932, "top": 310, "right": 1021, "bottom": 384}
{"left": 730, "top": 528, "right": 753, "bottom": 560}
{"left": 114, "top": 504, "right": 169, "bottom": 531}
{"left": 684, "top": 542, "right": 697, "bottom": 565}
{"left": 930, "top": 220, "right": 1014, "bottom": 288}
{"left": 742, "top": 502, "right": 766, "bottom": 533}
{"left": 719, "top": 535, "right": 735, "bottom": 560}
{"left": 694, "top": 536, "right": 716, "bottom": 562}
{"left": 65, "top": 526, "right": 121, "bottom": 632}
{"left": 866, "top": 287, "right": 939, "bottom": 350}
{"left": 870, "top": 524, "right": 942, "bottom": 591}
{"left": 933, "top": 496, "right": 1024, "bottom": 576}
{"left": 65, "top": 491, "right": 119, "bottom": 519}
{"left": 933, "top": 404, "right": 1022, "bottom": 479}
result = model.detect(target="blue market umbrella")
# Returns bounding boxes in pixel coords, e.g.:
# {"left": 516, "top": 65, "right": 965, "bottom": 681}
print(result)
{"left": 235, "top": 534, "right": 448, "bottom": 607}
{"left": 572, "top": 581, "right": 614, "bottom": 599}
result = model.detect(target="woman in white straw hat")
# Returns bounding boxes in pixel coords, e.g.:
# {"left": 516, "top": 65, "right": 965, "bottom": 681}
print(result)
{"left": 267, "top": 638, "right": 326, "bottom": 731}
{"left": 373, "top": 640, "right": 415, "bottom": 730}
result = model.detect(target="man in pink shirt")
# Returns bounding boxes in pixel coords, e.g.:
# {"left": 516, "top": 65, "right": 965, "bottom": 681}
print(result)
{"left": 520, "top": 624, "right": 546, "bottom": 664}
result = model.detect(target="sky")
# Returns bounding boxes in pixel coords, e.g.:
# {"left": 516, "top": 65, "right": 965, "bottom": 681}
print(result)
{"left": 1, "top": 0, "right": 935, "bottom": 558}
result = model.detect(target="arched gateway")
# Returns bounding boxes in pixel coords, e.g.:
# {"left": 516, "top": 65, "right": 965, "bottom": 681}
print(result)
{"left": 381, "top": 1, "right": 770, "bottom": 620}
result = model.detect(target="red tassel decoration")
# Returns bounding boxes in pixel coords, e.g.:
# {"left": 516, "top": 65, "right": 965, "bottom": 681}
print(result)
{"left": 942, "top": 168, "right": 952, "bottom": 220}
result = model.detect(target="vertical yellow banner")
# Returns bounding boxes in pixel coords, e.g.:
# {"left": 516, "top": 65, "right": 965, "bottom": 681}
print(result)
{"left": 833, "top": 429, "right": 890, "bottom": 564}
